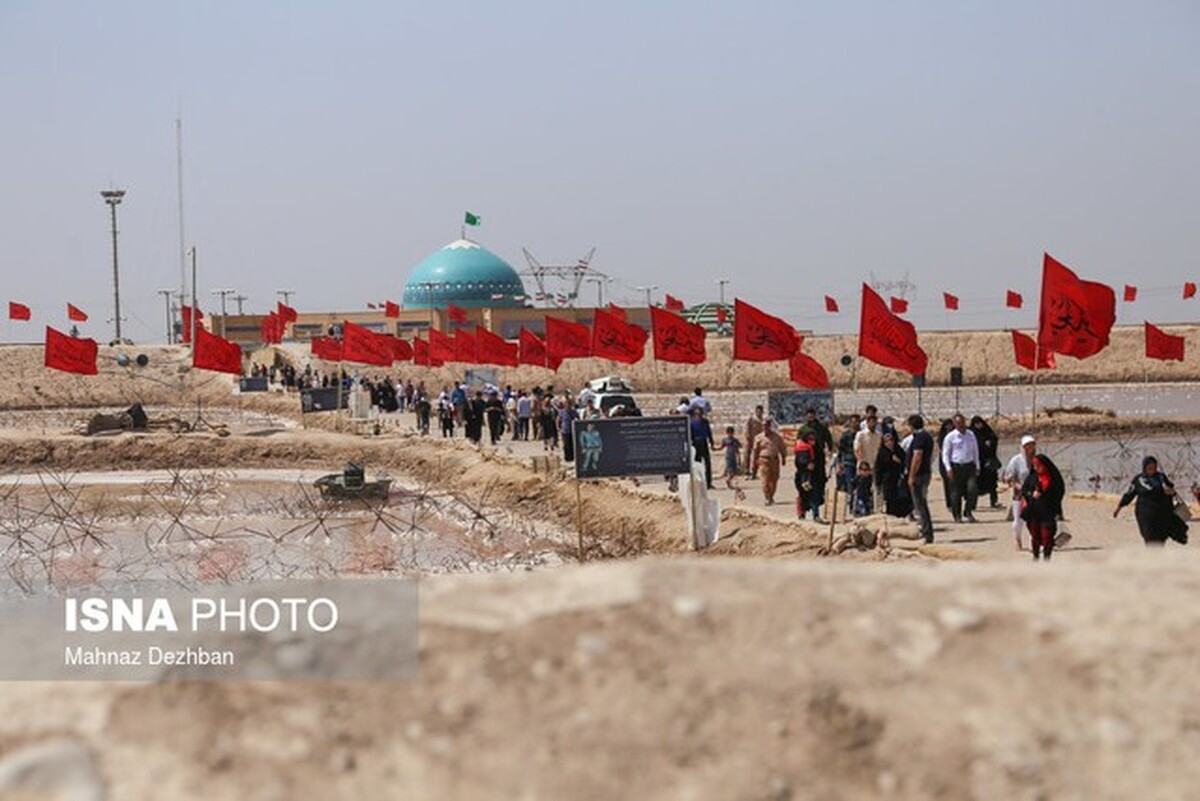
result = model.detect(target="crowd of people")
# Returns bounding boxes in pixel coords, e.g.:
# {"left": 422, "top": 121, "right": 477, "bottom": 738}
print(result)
{"left": 257, "top": 361, "right": 1190, "bottom": 556}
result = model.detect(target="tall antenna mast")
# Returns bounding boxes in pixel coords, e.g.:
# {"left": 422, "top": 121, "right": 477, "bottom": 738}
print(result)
{"left": 176, "top": 112, "right": 187, "bottom": 336}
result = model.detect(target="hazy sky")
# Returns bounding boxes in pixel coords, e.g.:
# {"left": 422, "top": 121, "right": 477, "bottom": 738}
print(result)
{"left": 2, "top": 0, "right": 1197, "bottom": 343}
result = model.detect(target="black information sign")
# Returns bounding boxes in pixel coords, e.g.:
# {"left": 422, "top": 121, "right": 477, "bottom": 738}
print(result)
{"left": 300, "top": 387, "right": 348, "bottom": 413}
{"left": 767, "top": 389, "right": 834, "bottom": 426}
{"left": 572, "top": 416, "right": 691, "bottom": 480}
{"left": 239, "top": 376, "right": 269, "bottom": 393}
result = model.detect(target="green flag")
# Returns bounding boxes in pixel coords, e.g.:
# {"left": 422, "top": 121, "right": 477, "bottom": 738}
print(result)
{"left": 464, "top": 211, "right": 481, "bottom": 226}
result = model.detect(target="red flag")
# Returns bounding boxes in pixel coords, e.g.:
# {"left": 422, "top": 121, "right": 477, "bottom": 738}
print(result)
{"left": 182, "top": 305, "right": 205, "bottom": 344}
{"left": 1145, "top": 323, "right": 1185, "bottom": 362}
{"left": 9, "top": 302, "right": 31, "bottom": 321}
{"left": 1011, "top": 330, "right": 1055, "bottom": 370}
{"left": 943, "top": 292, "right": 959, "bottom": 311}
{"left": 67, "top": 303, "right": 88, "bottom": 322}
{"left": 413, "top": 337, "right": 444, "bottom": 367}
{"left": 788, "top": 352, "right": 830, "bottom": 389}
{"left": 519, "top": 327, "right": 547, "bottom": 367}
{"left": 310, "top": 336, "right": 343, "bottom": 361}
{"left": 1123, "top": 285, "right": 1137, "bottom": 303}
{"left": 1037, "top": 253, "right": 1116, "bottom": 359}
{"left": 858, "top": 284, "right": 927, "bottom": 376}
{"left": 193, "top": 326, "right": 243, "bottom": 375}
{"left": 716, "top": 306, "right": 728, "bottom": 325}
{"left": 386, "top": 336, "right": 412, "bottom": 363}
{"left": 447, "top": 304, "right": 468, "bottom": 324}
{"left": 260, "top": 311, "right": 282, "bottom": 345}
{"left": 341, "top": 321, "right": 393, "bottom": 366}
{"left": 277, "top": 302, "right": 298, "bottom": 324}
{"left": 606, "top": 303, "right": 627, "bottom": 321}
{"left": 367, "top": 302, "right": 377, "bottom": 310}
{"left": 732, "top": 299, "right": 800, "bottom": 362}
{"left": 650, "top": 307, "right": 707, "bottom": 364}
{"left": 476, "top": 326, "right": 519, "bottom": 367}
{"left": 1006, "top": 290, "right": 1023, "bottom": 309}
{"left": 428, "top": 328, "right": 456, "bottom": 363}
{"left": 591, "top": 308, "right": 648, "bottom": 364}
{"left": 1185, "top": 282, "right": 1197, "bottom": 300}
{"left": 385, "top": 300, "right": 400, "bottom": 318}
{"left": 545, "top": 316, "right": 592, "bottom": 363}
{"left": 664, "top": 294, "right": 685, "bottom": 312}
{"left": 454, "top": 327, "right": 478, "bottom": 363}
{"left": 889, "top": 296, "right": 908, "bottom": 314}
{"left": 44, "top": 326, "right": 98, "bottom": 375}
{"left": 824, "top": 296, "right": 839, "bottom": 313}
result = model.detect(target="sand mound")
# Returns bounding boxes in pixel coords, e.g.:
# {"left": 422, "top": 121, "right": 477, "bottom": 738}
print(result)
{"left": 3, "top": 555, "right": 1200, "bottom": 799}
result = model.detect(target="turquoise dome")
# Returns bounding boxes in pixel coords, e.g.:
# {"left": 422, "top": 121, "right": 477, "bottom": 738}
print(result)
{"left": 402, "top": 239, "right": 526, "bottom": 308}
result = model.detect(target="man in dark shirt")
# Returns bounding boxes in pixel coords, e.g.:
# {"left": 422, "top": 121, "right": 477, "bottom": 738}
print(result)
{"left": 906, "top": 414, "right": 935, "bottom": 543}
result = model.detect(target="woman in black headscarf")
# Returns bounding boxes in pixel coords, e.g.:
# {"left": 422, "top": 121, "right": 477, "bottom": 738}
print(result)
{"left": 1020, "top": 454, "right": 1065, "bottom": 561}
{"left": 873, "top": 429, "right": 909, "bottom": 517}
{"left": 1113, "top": 456, "right": 1189, "bottom": 547}
{"left": 970, "top": 415, "right": 1001, "bottom": 509}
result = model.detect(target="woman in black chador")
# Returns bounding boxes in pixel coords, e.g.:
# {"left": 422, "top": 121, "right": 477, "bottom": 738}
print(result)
{"left": 1114, "top": 456, "right": 1189, "bottom": 546}
{"left": 1020, "top": 454, "right": 1065, "bottom": 561}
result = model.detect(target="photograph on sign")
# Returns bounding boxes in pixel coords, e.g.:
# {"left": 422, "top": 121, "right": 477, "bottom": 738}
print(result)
{"left": 300, "top": 386, "right": 349, "bottom": 413}
{"left": 767, "top": 389, "right": 835, "bottom": 426}
{"left": 572, "top": 416, "right": 691, "bottom": 480}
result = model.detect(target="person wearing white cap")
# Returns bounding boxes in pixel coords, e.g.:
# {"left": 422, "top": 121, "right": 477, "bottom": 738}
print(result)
{"left": 1001, "top": 434, "right": 1038, "bottom": 551}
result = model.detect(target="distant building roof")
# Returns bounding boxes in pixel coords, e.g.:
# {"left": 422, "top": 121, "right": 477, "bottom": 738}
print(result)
{"left": 402, "top": 239, "right": 527, "bottom": 309}
{"left": 683, "top": 302, "right": 734, "bottom": 335}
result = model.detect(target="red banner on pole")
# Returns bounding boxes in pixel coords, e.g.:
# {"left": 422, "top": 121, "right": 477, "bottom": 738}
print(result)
{"left": 1036, "top": 253, "right": 1116, "bottom": 360}
{"left": 591, "top": 308, "right": 647, "bottom": 364}
{"left": 1145, "top": 323, "right": 1185, "bottom": 362}
{"left": 732, "top": 299, "right": 799, "bottom": 362}
{"left": 650, "top": 307, "right": 707, "bottom": 364}
{"left": 44, "top": 326, "right": 98, "bottom": 375}
{"left": 519, "top": 327, "right": 547, "bottom": 367}
{"left": 1011, "top": 330, "right": 1055, "bottom": 370}
{"left": 858, "top": 284, "right": 927, "bottom": 376}
{"left": 788, "top": 352, "right": 829, "bottom": 389}
{"left": 193, "top": 326, "right": 243, "bottom": 375}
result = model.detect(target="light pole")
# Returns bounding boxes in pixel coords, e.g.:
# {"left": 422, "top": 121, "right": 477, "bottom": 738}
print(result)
{"left": 586, "top": 276, "right": 611, "bottom": 307}
{"left": 100, "top": 189, "right": 126, "bottom": 343}
{"left": 233, "top": 294, "right": 248, "bottom": 315}
{"left": 276, "top": 289, "right": 295, "bottom": 308}
{"left": 717, "top": 278, "right": 730, "bottom": 306}
{"left": 635, "top": 284, "right": 659, "bottom": 308}
{"left": 211, "top": 289, "right": 236, "bottom": 337}
{"left": 156, "top": 289, "right": 174, "bottom": 344}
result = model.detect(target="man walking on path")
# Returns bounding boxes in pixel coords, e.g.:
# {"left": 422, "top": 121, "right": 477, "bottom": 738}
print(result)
{"left": 751, "top": 418, "right": 788, "bottom": 505}
{"left": 906, "top": 414, "right": 935, "bottom": 544}
{"left": 942, "top": 413, "right": 981, "bottom": 523}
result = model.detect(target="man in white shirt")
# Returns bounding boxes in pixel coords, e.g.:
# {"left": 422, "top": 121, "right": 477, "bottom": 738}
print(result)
{"left": 688, "top": 387, "right": 712, "bottom": 416}
{"left": 1002, "top": 434, "right": 1037, "bottom": 550}
{"left": 941, "top": 413, "right": 980, "bottom": 523}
